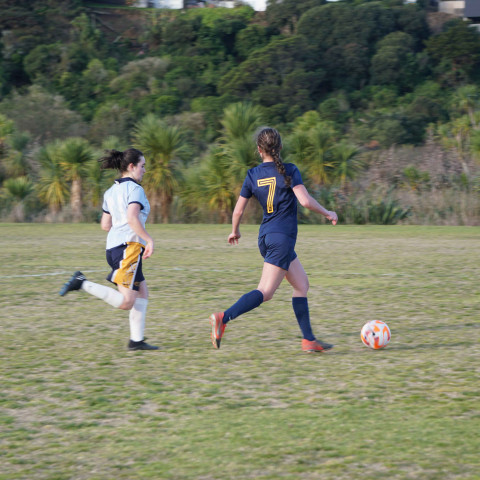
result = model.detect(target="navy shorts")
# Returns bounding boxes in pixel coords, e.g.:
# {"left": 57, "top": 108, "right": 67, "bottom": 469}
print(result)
{"left": 258, "top": 233, "right": 297, "bottom": 271}
{"left": 106, "top": 242, "right": 145, "bottom": 291}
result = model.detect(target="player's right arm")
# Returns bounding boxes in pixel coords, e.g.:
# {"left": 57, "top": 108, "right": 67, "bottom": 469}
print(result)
{"left": 228, "top": 195, "right": 250, "bottom": 245}
{"left": 101, "top": 212, "right": 112, "bottom": 232}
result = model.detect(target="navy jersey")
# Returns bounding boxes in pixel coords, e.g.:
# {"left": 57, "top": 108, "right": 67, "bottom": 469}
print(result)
{"left": 240, "top": 162, "right": 303, "bottom": 239}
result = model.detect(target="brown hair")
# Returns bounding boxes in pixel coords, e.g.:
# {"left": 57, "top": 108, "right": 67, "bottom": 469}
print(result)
{"left": 99, "top": 148, "right": 144, "bottom": 172}
{"left": 256, "top": 127, "right": 291, "bottom": 188}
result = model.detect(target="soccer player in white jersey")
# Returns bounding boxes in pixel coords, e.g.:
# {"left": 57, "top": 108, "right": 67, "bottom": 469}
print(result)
{"left": 60, "top": 148, "right": 158, "bottom": 351}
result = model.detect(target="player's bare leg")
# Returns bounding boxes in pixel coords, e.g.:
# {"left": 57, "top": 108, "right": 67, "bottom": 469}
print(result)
{"left": 286, "top": 258, "right": 333, "bottom": 352}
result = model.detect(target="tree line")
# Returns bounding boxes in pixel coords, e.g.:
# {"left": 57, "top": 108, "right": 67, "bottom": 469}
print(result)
{"left": 1, "top": 0, "right": 480, "bottom": 224}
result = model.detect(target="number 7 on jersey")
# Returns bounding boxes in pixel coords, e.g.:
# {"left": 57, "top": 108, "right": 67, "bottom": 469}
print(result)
{"left": 257, "top": 177, "right": 276, "bottom": 213}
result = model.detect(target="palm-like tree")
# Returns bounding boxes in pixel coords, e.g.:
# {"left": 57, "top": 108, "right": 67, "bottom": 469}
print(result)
{"left": 101, "top": 136, "right": 128, "bottom": 152}
{"left": 37, "top": 141, "right": 69, "bottom": 217}
{"left": 452, "top": 85, "right": 479, "bottom": 129}
{"left": 288, "top": 120, "right": 337, "bottom": 188}
{"left": 470, "top": 129, "right": 480, "bottom": 161}
{"left": 182, "top": 146, "right": 242, "bottom": 224}
{"left": 218, "top": 102, "right": 263, "bottom": 191}
{"left": 180, "top": 103, "right": 262, "bottom": 221}
{"left": 181, "top": 147, "right": 236, "bottom": 224}
{"left": 2, "top": 132, "right": 31, "bottom": 178}
{"left": 200, "top": 147, "right": 237, "bottom": 223}
{"left": 0, "top": 113, "right": 14, "bottom": 156}
{"left": 438, "top": 117, "right": 472, "bottom": 175}
{"left": 2, "top": 176, "right": 33, "bottom": 222}
{"left": 85, "top": 158, "right": 116, "bottom": 209}
{"left": 330, "top": 141, "right": 362, "bottom": 190}
{"left": 133, "top": 114, "right": 185, "bottom": 223}
{"left": 221, "top": 135, "right": 259, "bottom": 194}
{"left": 306, "top": 125, "right": 338, "bottom": 186}
{"left": 84, "top": 136, "right": 125, "bottom": 209}
{"left": 59, "top": 138, "right": 95, "bottom": 222}
{"left": 220, "top": 102, "right": 264, "bottom": 140}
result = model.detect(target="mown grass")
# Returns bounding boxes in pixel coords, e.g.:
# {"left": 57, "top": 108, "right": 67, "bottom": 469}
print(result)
{"left": 0, "top": 223, "right": 479, "bottom": 480}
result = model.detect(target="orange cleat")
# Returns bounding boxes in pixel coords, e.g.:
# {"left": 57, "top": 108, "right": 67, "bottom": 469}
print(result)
{"left": 210, "top": 312, "right": 226, "bottom": 349}
{"left": 302, "top": 339, "right": 334, "bottom": 352}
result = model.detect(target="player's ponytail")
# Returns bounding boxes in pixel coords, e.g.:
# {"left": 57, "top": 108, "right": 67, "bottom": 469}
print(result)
{"left": 256, "top": 127, "right": 291, "bottom": 188}
{"left": 99, "top": 148, "right": 144, "bottom": 172}
{"left": 271, "top": 148, "right": 291, "bottom": 188}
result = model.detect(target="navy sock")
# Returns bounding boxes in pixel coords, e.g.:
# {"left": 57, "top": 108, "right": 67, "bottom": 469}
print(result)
{"left": 224, "top": 289, "right": 264, "bottom": 323}
{"left": 292, "top": 297, "right": 315, "bottom": 341}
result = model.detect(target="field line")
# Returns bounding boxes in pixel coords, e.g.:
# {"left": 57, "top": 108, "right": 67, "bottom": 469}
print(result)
{"left": 2, "top": 269, "right": 412, "bottom": 279}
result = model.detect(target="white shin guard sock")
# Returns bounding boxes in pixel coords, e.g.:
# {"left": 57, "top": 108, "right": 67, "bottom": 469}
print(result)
{"left": 129, "top": 297, "right": 148, "bottom": 342}
{"left": 81, "top": 280, "right": 124, "bottom": 308}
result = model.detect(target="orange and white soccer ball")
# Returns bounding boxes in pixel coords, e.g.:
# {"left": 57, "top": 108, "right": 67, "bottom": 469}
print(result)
{"left": 361, "top": 320, "right": 391, "bottom": 349}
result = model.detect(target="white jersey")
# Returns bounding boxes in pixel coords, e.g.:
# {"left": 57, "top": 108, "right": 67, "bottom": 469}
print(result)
{"left": 102, "top": 177, "right": 150, "bottom": 250}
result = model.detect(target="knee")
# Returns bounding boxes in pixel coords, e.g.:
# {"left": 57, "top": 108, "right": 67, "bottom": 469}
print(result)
{"left": 296, "top": 279, "right": 309, "bottom": 297}
{"left": 120, "top": 298, "right": 136, "bottom": 310}
{"left": 260, "top": 290, "right": 275, "bottom": 302}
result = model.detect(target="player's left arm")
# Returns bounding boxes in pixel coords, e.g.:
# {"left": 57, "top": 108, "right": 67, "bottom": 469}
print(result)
{"left": 127, "top": 203, "right": 154, "bottom": 258}
{"left": 293, "top": 185, "right": 337, "bottom": 225}
{"left": 228, "top": 195, "right": 250, "bottom": 245}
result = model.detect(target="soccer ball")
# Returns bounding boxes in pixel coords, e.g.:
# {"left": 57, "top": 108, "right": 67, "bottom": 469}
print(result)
{"left": 361, "top": 320, "right": 391, "bottom": 349}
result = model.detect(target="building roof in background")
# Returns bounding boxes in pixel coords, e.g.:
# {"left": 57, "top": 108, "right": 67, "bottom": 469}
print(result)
{"left": 465, "top": 0, "right": 480, "bottom": 17}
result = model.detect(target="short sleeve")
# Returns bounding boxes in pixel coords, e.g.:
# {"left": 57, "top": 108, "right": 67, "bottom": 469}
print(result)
{"left": 289, "top": 165, "right": 303, "bottom": 188}
{"left": 102, "top": 196, "right": 110, "bottom": 214}
{"left": 127, "top": 185, "right": 146, "bottom": 210}
{"left": 239, "top": 172, "right": 253, "bottom": 198}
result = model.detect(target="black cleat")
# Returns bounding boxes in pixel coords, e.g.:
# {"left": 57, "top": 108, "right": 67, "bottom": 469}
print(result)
{"left": 128, "top": 339, "right": 159, "bottom": 351}
{"left": 59, "top": 271, "right": 86, "bottom": 296}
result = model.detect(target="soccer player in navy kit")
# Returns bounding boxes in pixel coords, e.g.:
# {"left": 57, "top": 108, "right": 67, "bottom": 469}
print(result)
{"left": 59, "top": 148, "right": 158, "bottom": 351}
{"left": 210, "top": 127, "right": 338, "bottom": 352}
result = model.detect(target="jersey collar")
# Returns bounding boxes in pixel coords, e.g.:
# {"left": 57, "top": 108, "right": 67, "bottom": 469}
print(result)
{"left": 115, "top": 177, "right": 140, "bottom": 185}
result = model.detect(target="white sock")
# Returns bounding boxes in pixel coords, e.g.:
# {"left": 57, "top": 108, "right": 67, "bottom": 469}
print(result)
{"left": 81, "top": 280, "right": 124, "bottom": 308}
{"left": 129, "top": 298, "right": 148, "bottom": 342}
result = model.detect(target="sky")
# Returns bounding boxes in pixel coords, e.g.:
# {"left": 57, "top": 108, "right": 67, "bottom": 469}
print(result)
{"left": 243, "top": 0, "right": 267, "bottom": 11}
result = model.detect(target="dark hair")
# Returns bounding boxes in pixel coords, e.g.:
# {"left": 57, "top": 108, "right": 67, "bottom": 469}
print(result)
{"left": 255, "top": 127, "right": 291, "bottom": 188}
{"left": 99, "top": 148, "right": 144, "bottom": 172}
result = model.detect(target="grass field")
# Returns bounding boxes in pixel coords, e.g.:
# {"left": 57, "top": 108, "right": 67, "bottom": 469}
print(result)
{"left": 0, "top": 223, "right": 479, "bottom": 480}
